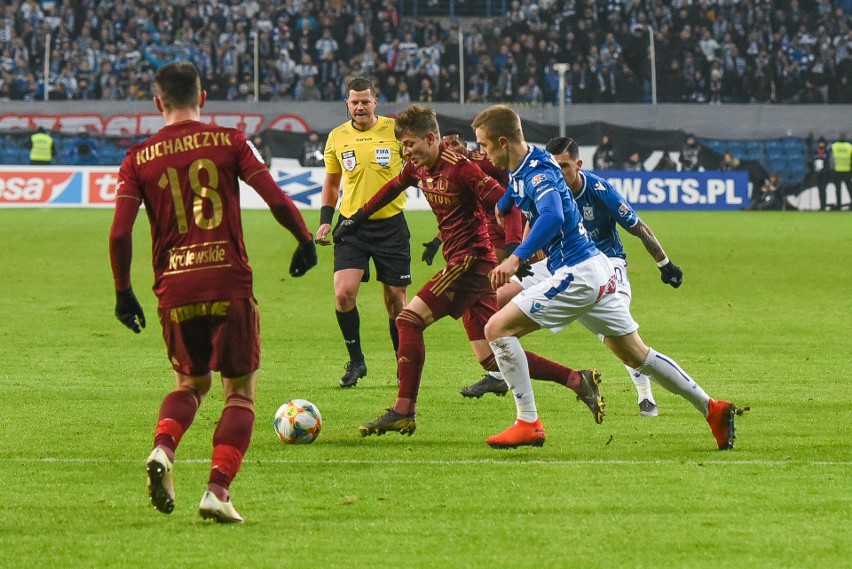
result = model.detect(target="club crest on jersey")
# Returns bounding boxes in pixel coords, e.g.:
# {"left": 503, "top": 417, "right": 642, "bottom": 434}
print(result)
{"left": 375, "top": 147, "right": 391, "bottom": 167}
{"left": 342, "top": 150, "right": 357, "bottom": 171}
{"left": 421, "top": 177, "right": 448, "bottom": 192}
{"left": 618, "top": 203, "right": 630, "bottom": 217}
{"left": 531, "top": 174, "right": 544, "bottom": 186}
{"left": 583, "top": 206, "right": 595, "bottom": 220}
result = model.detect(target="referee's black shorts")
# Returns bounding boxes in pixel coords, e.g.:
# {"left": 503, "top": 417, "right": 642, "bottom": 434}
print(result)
{"left": 333, "top": 212, "right": 412, "bottom": 286}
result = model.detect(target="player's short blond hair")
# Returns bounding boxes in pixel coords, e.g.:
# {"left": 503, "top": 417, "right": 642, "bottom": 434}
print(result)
{"left": 471, "top": 105, "right": 523, "bottom": 143}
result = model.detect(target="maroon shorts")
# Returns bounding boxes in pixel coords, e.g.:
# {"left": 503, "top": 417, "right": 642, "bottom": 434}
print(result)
{"left": 158, "top": 297, "right": 260, "bottom": 377}
{"left": 417, "top": 256, "right": 498, "bottom": 342}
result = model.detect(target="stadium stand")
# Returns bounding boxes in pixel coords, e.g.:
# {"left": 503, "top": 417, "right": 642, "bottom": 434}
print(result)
{"left": 0, "top": 0, "right": 849, "bottom": 106}
{"left": 0, "top": 0, "right": 848, "bottom": 180}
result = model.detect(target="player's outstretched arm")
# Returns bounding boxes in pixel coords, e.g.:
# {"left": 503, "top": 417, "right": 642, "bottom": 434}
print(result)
{"left": 627, "top": 219, "right": 683, "bottom": 288}
{"left": 333, "top": 166, "right": 412, "bottom": 244}
{"left": 249, "top": 169, "right": 318, "bottom": 277}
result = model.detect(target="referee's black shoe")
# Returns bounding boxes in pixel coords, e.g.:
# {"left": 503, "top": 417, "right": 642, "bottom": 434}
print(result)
{"left": 340, "top": 360, "right": 367, "bottom": 388}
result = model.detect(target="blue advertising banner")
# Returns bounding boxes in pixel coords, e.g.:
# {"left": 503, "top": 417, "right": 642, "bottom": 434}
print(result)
{"left": 600, "top": 171, "right": 750, "bottom": 210}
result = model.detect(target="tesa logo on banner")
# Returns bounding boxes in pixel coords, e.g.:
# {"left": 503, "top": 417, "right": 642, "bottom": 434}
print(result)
{"left": 88, "top": 171, "right": 121, "bottom": 204}
{"left": 0, "top": 171, "right": 71, "bottom": 203}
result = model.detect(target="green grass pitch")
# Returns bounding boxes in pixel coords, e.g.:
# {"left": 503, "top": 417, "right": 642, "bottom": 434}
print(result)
{"left": 0, "top": 208, "right": 849, "bottom": 568}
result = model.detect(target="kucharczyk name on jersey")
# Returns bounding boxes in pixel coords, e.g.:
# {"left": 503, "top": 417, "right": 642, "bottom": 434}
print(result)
{"left": 136, "top": 131, "right": 233, "bottom": 165}
{"left": 604, "top": 173, "right": 746, "bottom": 207}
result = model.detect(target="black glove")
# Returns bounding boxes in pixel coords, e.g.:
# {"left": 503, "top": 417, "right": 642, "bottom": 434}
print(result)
{"left": 332, "top": 209, "right": 368, "bottom": 243}
{"left": 421, "top": 237, "right": 442, "bottom": 265}
{"left": 659, "top": 260, "right": 683, "bottom": 288}
{"left": 115, "top": 288, "right": 145, "bottom": 333}
{"left": 289, "top": 239, "right": 318, "bottom": 277}
{"left": 504, "top": 242, "right": 520, "bottom": 258}
{"left": 515, "top": 261, "right": 534, "bottom": 281}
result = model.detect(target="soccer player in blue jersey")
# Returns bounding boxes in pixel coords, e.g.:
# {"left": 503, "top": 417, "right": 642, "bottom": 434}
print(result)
{"left": 462, "top": 136, "right": 684, "bottom": 417}
{"left": 471, "top": 105, "right": 743, "bottom": 450}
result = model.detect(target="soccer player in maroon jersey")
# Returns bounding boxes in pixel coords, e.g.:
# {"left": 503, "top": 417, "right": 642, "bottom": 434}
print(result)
{"left": 332, "top": 105, "right": 603, "bottom": 437}
{"left": 419, "top": 129, "right": 520, "bottom": 265}
{"left": 109, "top": 62, "right": 317, "bottom": 523}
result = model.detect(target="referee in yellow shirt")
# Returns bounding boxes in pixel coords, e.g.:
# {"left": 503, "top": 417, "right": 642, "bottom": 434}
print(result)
{"left": 315, "top": 77, "right": 410, "bottom": 388}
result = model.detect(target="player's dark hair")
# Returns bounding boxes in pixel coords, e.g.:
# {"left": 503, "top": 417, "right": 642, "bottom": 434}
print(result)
{"left": 545, "top": 136, "right": 579, "bottom": 160}
{"left": 346, "top": 77, "right": 376, "bottom": 96}
{"left": 442, "top": 128, "right": 463, "bottom": 139}
{"left": 155, "top": 62, "right": 201, "bottom": 110}
{"left": 394, "top": 104, "right": 439, "bottom": 138}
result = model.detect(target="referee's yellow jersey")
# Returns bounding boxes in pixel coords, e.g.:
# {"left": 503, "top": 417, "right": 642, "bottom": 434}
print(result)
{"left": 324, "top": 116, "right": 405, "bottom": 219}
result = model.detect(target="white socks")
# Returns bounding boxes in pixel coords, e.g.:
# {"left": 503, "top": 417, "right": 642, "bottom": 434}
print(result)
{"left": 628, "top": 366, "right": 655, "bottom": 403}
{"left": 638, "top": 348, "right": 709, "bottom": 415}
{"left": 489, "top": 337, "right": 537, "bottom": 422}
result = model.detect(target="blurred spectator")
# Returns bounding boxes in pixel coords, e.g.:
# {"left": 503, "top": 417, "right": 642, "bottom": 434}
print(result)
{"left": 623, "top": 152, "right": 645, "bottom": 171}
{"left": 593, "top": 135, "right": 617, "bottom": 170}
{"left": 252, "top": 135, "right": 273, "bottom": 167}
{"left": 830, "top": 133, "right": 852, "bottom": 210}
{"left": 747, "top": 172, "right": 790, "bottom": 211}
{"left": 810, "top": 136, "right": 832, "bottom": 210}
{"left": 653, "top": 153, "right": 680, "bottom": 171}
{"left": 29, "top": 127, "right": 53, "bottom": 165}
{"left": 680, "top": 135, "right": 701, "bottom": 171}
{"left": 295, "top": 76, "right": 322, "bottom": 101}
{"left": 720, "top": 150, "right": 741, "bottom": 171}
{"left": 300, "top": 131, "right": 324, "bottom": 167}
{"left": 74, "top": 130, "right": 100, "bottom": 166}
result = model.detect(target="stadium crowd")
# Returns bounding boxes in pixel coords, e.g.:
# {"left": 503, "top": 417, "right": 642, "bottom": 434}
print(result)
{"left": 0, "top": 0, "right": 851, "bottom": 105}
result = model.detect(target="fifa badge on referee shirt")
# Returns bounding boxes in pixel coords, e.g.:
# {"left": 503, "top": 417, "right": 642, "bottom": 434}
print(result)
{"left": 375, "top": 147, "right": 391, "bottom": 167}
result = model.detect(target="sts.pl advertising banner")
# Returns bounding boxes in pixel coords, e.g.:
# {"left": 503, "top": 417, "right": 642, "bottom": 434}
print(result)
{"left": 0, "top": 162, "right": 749, "bottom": 211}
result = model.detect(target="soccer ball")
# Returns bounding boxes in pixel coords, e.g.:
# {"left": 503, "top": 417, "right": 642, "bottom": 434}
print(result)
{"left": 274, "top": 399, "right": 322, "bottom": 444}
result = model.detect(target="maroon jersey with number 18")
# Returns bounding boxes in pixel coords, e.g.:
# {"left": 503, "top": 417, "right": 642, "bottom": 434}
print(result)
{"left": 114, "top": 121, "right": 302, "bottom": 307}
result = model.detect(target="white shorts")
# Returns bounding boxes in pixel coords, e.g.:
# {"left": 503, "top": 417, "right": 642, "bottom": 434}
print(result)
{"left": 511, "top": 253, "right": 639, "bottom": 336}
{"left": 514, "top": 257, "right": 633, "bottom": 307}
